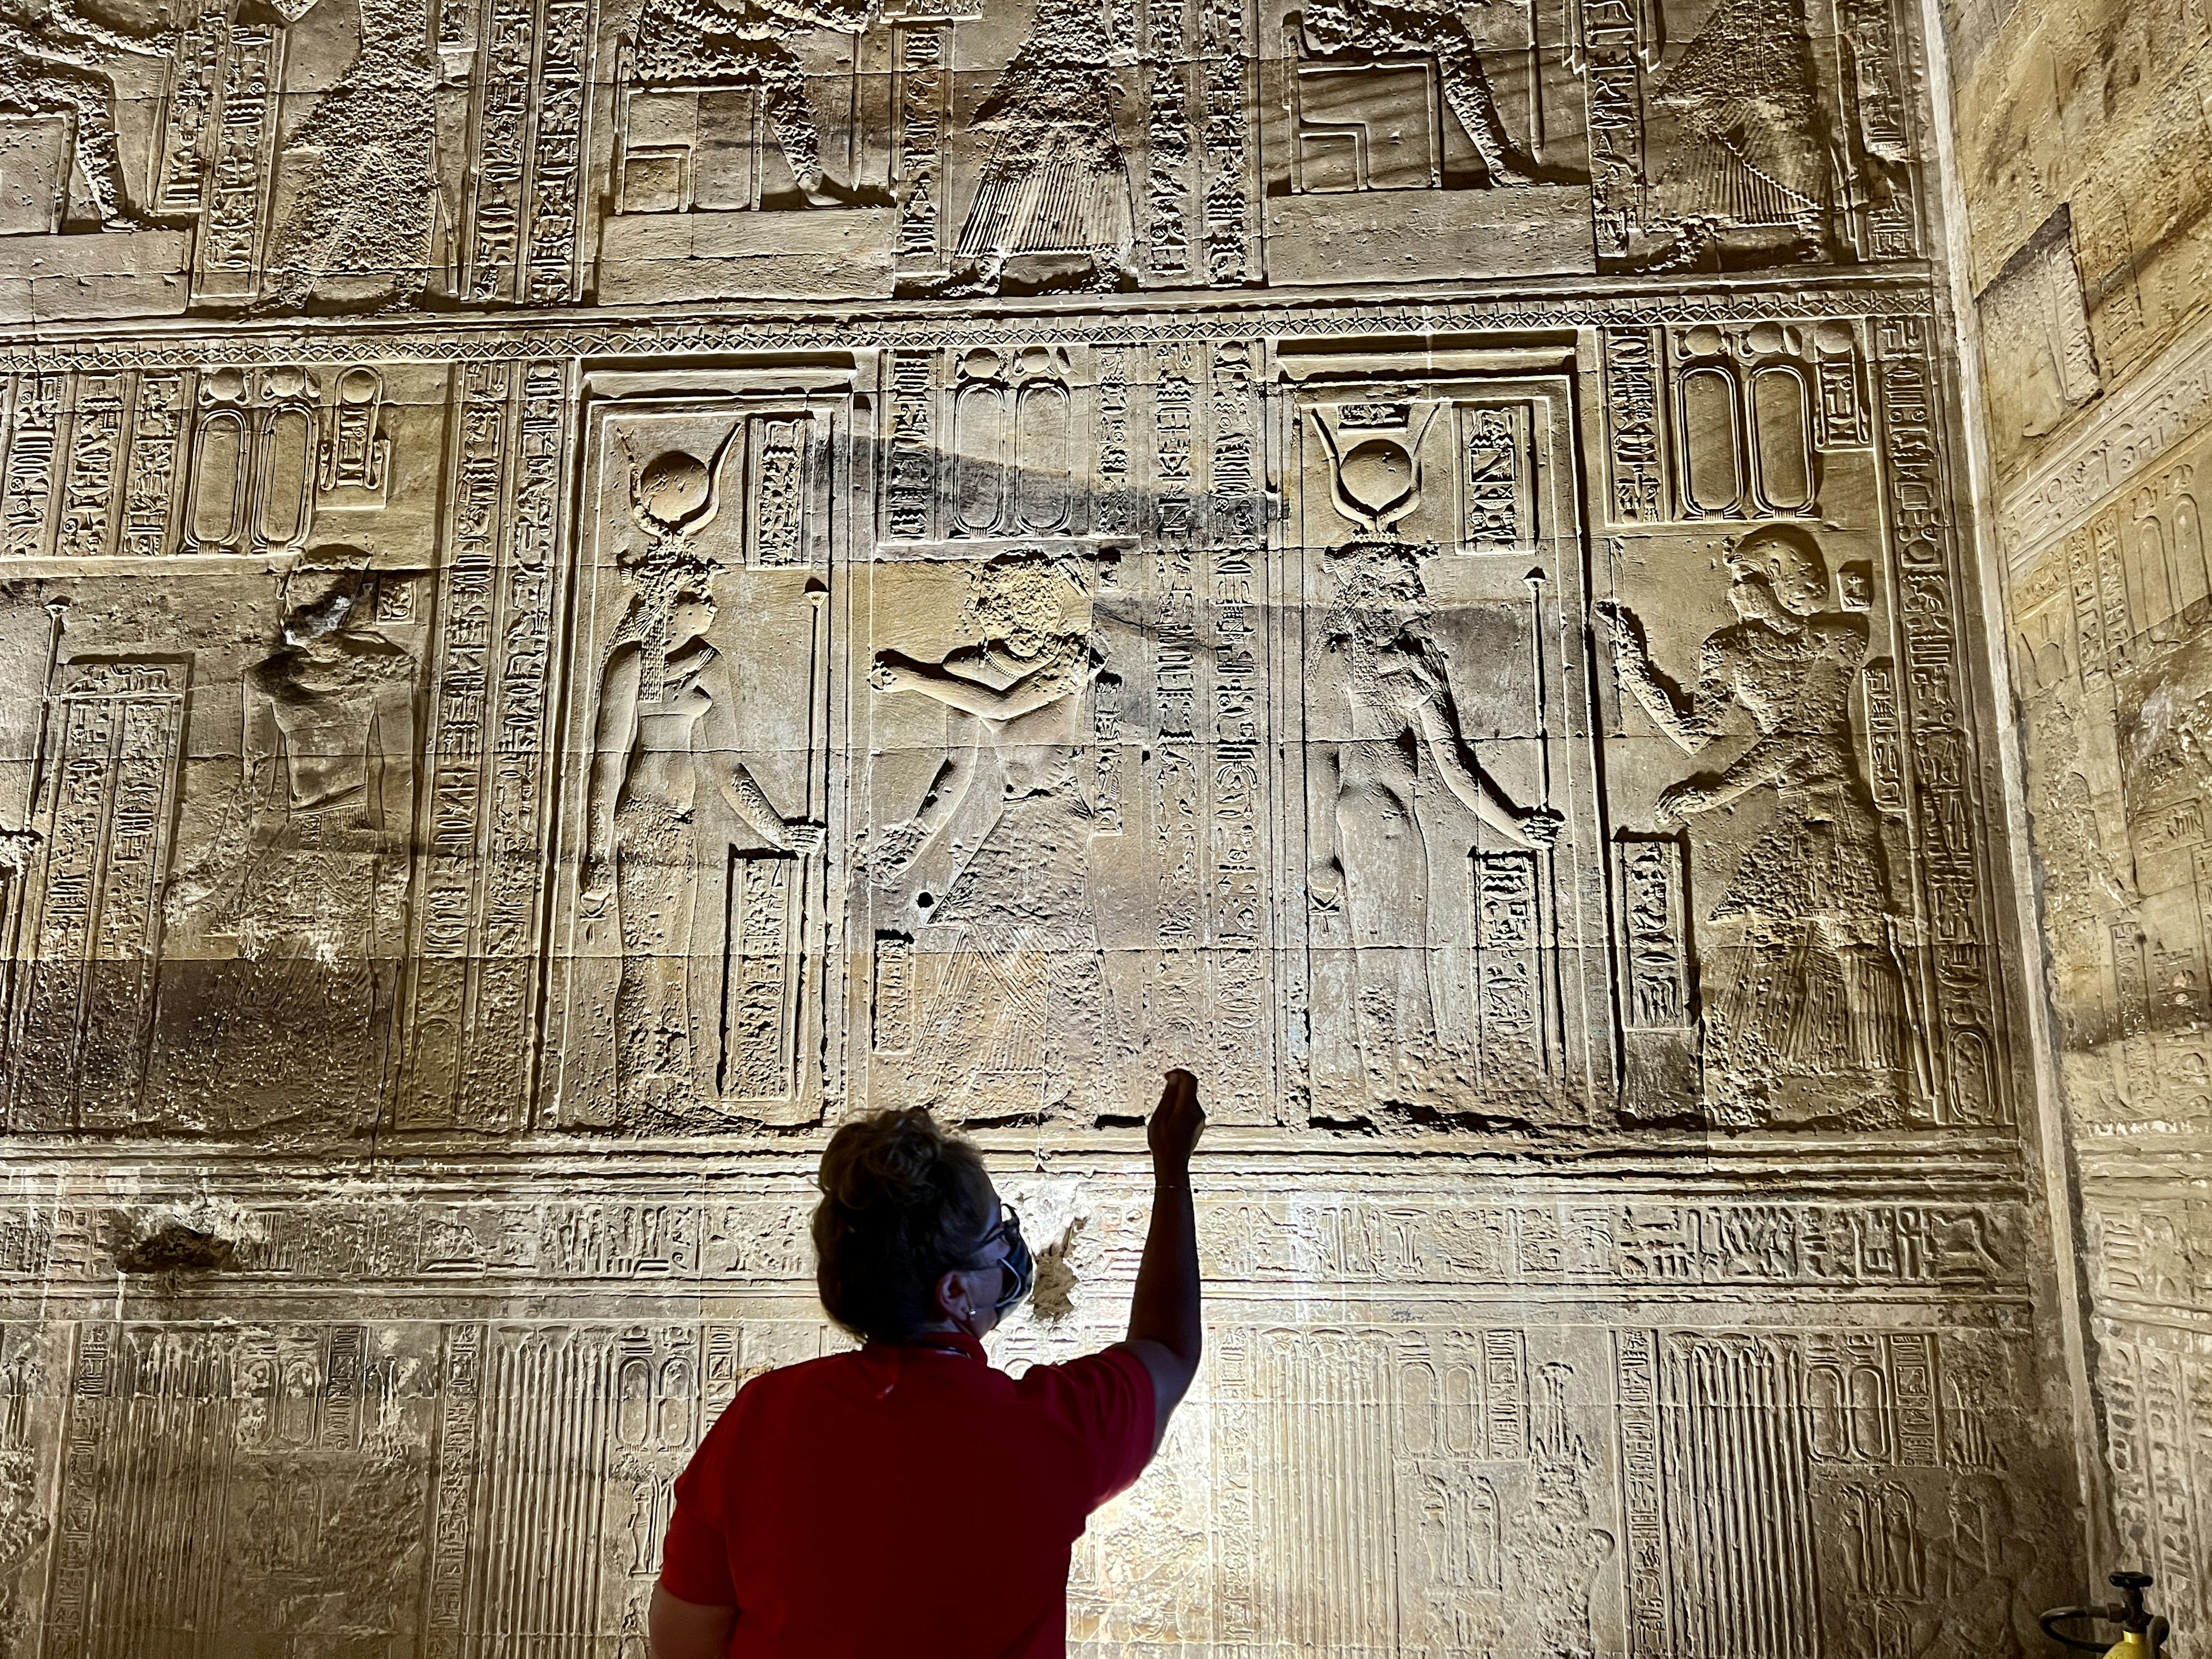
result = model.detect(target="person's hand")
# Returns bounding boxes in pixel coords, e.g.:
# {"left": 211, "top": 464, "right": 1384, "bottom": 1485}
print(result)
{"left": 1149, "top": 1069, "right": 1205, "bottom": 1174}
{"left": 1592, "top": 599, "right": 1641, "bottom": 658}
{"left": 1655, "top": 781, "right": 1710, "bottom": 825}
{"left": 580, "top": 857, "right": 615, "bottom": 916}
{"left": 1517, "top": 805, "right": 1565, "bottom": 848}
{"left": 865, "top": 819, "right": 928, "bottom": 889}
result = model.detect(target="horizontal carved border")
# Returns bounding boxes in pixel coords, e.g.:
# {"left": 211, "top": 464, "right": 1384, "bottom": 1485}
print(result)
{"left": 0, "top": 280, "right": 1937, "bottom": 373}
{"left": 0, "top": 1186, "right": 2033, "bottom": 1294}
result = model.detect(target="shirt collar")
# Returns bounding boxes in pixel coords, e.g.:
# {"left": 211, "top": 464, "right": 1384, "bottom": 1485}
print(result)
{"left": 866, "top": 1332, "right": 987, "bottom": 1363}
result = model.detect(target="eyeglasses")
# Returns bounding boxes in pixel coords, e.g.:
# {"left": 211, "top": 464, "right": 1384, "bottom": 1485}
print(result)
{"left": 977, "top": 1206, "right": 1020, "bottom": 1257}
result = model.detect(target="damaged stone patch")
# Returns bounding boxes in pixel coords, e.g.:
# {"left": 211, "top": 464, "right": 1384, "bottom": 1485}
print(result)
{"left": 107, "top": 1206, "right": 252, "bottom": 1274}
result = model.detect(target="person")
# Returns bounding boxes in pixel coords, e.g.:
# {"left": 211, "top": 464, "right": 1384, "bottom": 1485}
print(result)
{"left": 1300, "top": 0, "right": 1537, "bottom": 187}
{"left": 649, "top": 1069, "right": 1206, "bottom": 1657}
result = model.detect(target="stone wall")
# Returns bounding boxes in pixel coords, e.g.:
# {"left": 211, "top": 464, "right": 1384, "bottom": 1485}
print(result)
{"left": 1947, "top": 0, "right": 2212, "bottom": 1633}
{"left": 0, "top": 0, "right": 2092, "bottom": 1650}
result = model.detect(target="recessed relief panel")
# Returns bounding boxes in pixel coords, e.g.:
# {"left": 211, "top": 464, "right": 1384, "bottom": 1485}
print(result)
{"left": 546, "top": 380, "right": 846, "bottom": 1131}
{"left": 1284, "top": 355, "right": 1625, "bottom": 1129}
{"left": 857, "top": 340, "right": 1281, "bottom": 1128}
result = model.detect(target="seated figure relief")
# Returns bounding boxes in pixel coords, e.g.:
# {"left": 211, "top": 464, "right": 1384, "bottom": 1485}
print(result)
{"left": 1298, "top": 0, "right": 1541, "bottom": 188}
{"left": 1640, "top": 0, "right": 1866, "bottom": 267}
{"left": 626, "top": 0, "right": 877, "bottom": 206}
{"left": 158, "top": 570, "right": 418, "bottom": 1127}
{"left": 0, "top": 0, "right": 168, "bottom": 228}
{"left": 257, "top": 0, "right": 438, "bottom": 310}
{"left": 942, "top": 0, "right": 1135, "bottom": 294}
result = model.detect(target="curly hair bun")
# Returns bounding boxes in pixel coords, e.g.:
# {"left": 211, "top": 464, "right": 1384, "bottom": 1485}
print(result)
{"left": 819, "top": 1107, "right": 950, "bottom": 1211}
{"left": 813, "top": 1109, "right": 995, "bottom": 1342}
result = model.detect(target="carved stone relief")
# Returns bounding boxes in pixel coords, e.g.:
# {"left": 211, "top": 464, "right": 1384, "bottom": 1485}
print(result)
{"left": 0, "top": 0, "right": 2101, "bottom": 1646}
{"left": 1999, "top": 377, "right": 2212, "bottom": 1643}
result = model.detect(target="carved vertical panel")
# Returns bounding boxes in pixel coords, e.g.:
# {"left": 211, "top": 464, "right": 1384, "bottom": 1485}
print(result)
{"left": 425, "top": 1322, "right": 482, "bottom": 1659}
{"left": 1247, "top": 1330, "right": 1398, "bottom": 1647}
{"left": 892, "top": 24, "right": 949, "bottom": 282}
{"left": 1197, "top": 0, "right": 1256, "bottom": 284}
{"left": 56, "top": 374, "right": 125, "bottom": 560}
{"left": 884, "top": 349, "right": 937, "bottom": 541}
{"left": 549, "top": 376, "right": 845, "bottom": 1130}
{"left": 1616, "top": 832, "right": 1698, "bottom": 1111}
{"left": 119, "top": 374, "right": 188, "bottom": 557}
{"left": 476, "top": 362, "right": 573, "bottom": 1118}
{"left": 1142, "top": 0, "right": 1194, "bottom": 279}
{"left": 1473, "top": 849, "right": 1546, "bottom": 1086}
{"left": 154, "top": 0, "right": 229, "bottom": 215}
{"left": 2, "top": 372, "right": 62, "bottom": 558}
{"left": 404, "top": 363, "right": 512, "bottom": 1126}
{"left": 456, "top": 1327, "right": 617, "bottom": 1645}
{"left": 1288, "top": 358, "right": 1613, "bottom": 1128}
{"left": 5, "top": 659, "right": 187, "bottom": 1132}
{"left": 193, "top": 22, "right": 283, "bottom": 305}
{"left": 1658, "top": 1332, "right": 1821, "bottom": 1656}
{"left": 1616, "top": 1329, "right": 1668, "bottom": 1653}
{"left": 722, "top": 854, "right": 802, "bottom": 1101}
{"left": 1575, "top": 0, "right": 1653, "bottom": 263}
{"left": 403, "top": 360, "right": 574, "bottom": 1130}
{"left": 1874, "top": 316, "right": 2008, "bottom": 1127}
{"left": 1205, "top": 341, "right": 1274, "bottom": 1118}
{"left": 464, "top": 0, "right": 591, "bottom": 303}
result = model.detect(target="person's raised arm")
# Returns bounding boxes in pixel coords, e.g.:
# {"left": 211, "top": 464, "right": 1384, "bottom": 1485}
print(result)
{"left": 1119, "top": 1069, "right": 1205, "bottom": 1452}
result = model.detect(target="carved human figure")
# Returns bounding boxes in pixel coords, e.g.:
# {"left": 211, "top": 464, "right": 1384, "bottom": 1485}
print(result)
{"left": 1596, "top": 524, "right": 1911, "bottom": 1124}
{"left": 627, "top": 0, "right": 875, "bottom": 203}
{"left": 162, "top": 573, "right": 417, "bottom": 1122}
{"left": 0, "top": 0, "right": 167, "bottom": 226}
{"left": 945, "top": 0, "right": 1134, "bottom": 294}
{"left": 1310, "top": 539, "right": 1560, "bottom": 1094}
{"left": 869, "top": 552, "right": 1122, "bottom": 1120}
{"left": 1300, "top": 0, "right": 1536, "bottom": 187}
{"left": 1649, "top": 0, "right": 1837, "bottom": 263}
{"left": 582, "top": 528, "right": 820, "bottom": 1124}
{"left": 259, "top": 0, "right": 437, "bottom": 309}
{"left": 1938, "top": 1483, "right": 2053, "bottom": 1656}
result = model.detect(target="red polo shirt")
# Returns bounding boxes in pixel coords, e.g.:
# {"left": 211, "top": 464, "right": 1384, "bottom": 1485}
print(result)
{"left": 659, "top": 1334, "right": 1156, "bottom": 1657}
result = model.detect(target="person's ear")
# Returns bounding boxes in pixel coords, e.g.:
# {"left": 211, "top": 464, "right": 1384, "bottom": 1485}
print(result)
{"left": 933, "top": 1267, "right": 971, "bottom": 1323}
